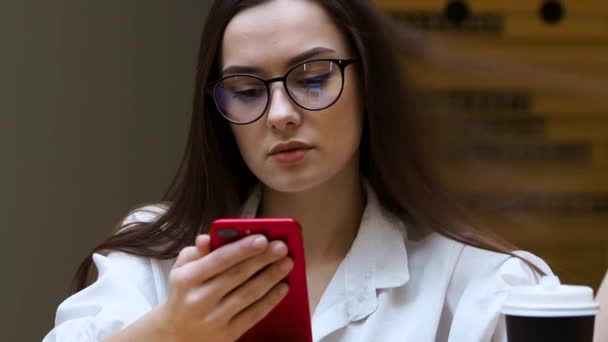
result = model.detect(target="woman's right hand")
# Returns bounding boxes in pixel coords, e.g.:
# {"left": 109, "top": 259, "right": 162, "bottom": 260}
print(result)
{"left": 159, "top": 234, "right": 293, "bottom": 342}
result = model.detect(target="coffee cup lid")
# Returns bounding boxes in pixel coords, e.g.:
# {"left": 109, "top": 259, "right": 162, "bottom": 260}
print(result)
{"left": 501, "top": 276, "right": 600, "bottom": 317}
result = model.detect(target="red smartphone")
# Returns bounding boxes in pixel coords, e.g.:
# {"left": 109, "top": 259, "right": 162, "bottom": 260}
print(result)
{"left": 209, "top": 218, "right": 313, "bottom": 342}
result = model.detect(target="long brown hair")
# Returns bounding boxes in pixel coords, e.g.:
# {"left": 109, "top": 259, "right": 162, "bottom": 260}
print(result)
{"left": 73, "top": 0, "right": 520, "bottom": 292}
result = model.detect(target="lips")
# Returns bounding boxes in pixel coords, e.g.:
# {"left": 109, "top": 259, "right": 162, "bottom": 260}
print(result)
{"left": 269, "top": 141, "right": 313, "bottom": 156}
{"left": 269, "top": 141, "right": 313, "bottom": 164}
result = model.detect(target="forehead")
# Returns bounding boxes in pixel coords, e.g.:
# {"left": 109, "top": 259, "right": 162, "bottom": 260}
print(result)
{"left": 221, "top": 0, "right": 350, "bottom": 70}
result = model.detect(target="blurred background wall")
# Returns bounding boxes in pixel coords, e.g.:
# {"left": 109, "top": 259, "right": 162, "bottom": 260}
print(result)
{"left": 1, "top": 1, "right": 211, "bottom": 340}
{"left": 375, "top": 0, "right": 608, "bottom": 289}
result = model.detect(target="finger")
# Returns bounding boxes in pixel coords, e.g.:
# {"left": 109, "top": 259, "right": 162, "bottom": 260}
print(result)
{"left": 196, "top": 234, "right": 211, "bottom": 256}
{"left": 178, "top": 234, "right": 269, "bottom": 285}
{"left": 204, "top": 240, "right": 288, "bottom": 301}
{"left": 173, "top": 246, "right": 201, "bottom": 269}
{"left": 212, "top": 256, "right": 293, "bottom": 322}
{"left": 228, "top": 282, "right": 289, "bottom": 340}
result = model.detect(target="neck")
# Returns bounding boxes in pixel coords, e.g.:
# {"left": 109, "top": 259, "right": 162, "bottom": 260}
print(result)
{"left": 258, "top": 170, "right": 365, "bottom": 266}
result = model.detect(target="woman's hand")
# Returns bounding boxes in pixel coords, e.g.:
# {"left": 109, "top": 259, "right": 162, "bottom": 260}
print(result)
{"left": 159, "top": 234, "right": 293, "bottom": 342}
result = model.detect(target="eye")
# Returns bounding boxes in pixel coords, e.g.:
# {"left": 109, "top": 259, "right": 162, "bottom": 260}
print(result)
{"left": 304, "top": 73, "right": 331, "bottom": 85}
{"left": 232, "top": 88, "right": 265, "bottom": 101}
{"left": 291, "top": 73, "right": 331, "bottom": 88}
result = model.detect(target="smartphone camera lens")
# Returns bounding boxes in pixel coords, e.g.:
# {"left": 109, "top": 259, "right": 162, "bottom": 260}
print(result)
{"left": 217, "top": 229, "right": 239, "bottom": 238}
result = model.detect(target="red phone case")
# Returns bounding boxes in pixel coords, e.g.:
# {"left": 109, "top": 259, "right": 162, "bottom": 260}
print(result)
{"left": 210, "top": 218, "right": 313, "bottom": 342}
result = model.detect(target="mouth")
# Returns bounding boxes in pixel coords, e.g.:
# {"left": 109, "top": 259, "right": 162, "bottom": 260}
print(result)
{"left": 269, "top": 141, "right": 314, "bottom": 164}
{"left": 269, "top": 141, "right": 313, "bottom": 155}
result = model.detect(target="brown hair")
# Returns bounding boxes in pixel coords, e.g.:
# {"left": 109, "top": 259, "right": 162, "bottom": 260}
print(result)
{"left": 73, "top": 0, "right": 521, "bottom": 291}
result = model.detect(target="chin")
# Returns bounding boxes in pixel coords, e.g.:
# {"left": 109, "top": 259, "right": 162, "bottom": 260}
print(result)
{"left": 261, "top": 173, "right": 324, "bottom": 193}
{"left": 251, "top": 151, "right": 360, "bottom": 194}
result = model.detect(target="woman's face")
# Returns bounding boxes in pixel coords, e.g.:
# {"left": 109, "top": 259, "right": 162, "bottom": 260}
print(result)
{"left": 220, "top": 0, "right": 364, "bottom": 193}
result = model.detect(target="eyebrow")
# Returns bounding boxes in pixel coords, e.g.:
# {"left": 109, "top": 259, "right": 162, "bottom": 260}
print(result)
{"left": 221, "top": 46, "right": 337, "bottom": 76}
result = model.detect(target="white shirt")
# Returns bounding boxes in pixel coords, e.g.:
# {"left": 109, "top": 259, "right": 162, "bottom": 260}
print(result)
{"left": 44, "top": 184, "right": 552, "bottom": 342}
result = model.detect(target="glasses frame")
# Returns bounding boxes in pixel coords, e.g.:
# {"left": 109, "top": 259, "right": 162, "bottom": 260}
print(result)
{"left": 206, "top": 58, "right": 359, "bottom": 125}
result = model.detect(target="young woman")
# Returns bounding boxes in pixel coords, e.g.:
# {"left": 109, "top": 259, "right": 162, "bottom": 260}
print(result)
{"left": 44, "top": 1, "right": 552, "bottom": 341}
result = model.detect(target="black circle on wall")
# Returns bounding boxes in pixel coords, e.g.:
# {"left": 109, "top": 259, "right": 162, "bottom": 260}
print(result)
{"left": 540, "top": 0, "right": 565, "bottom": 24}
{"left": 444, "top": 1, "right": 470, "bottom": 24}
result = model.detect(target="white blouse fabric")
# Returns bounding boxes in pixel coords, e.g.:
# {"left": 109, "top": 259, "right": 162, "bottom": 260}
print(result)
{"left": 43, "top": 184, "right": 552, "bottom": 342}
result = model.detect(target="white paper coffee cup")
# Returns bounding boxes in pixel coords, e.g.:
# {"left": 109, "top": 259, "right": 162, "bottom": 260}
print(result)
{"left": 501, "top": 276, "right": 599, "bottom": 342}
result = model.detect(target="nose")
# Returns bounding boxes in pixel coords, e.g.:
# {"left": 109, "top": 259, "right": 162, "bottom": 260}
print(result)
{"left": 265, "top": 83, "right": 301, "bottom": 131}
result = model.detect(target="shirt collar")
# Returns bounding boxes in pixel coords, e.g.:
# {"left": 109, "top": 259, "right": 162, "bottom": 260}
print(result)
{"left": 347, "top": 181, "right": 410, "bottom": 289}
{"left": 240, "top": 184, "right": 262, "bottom": 219}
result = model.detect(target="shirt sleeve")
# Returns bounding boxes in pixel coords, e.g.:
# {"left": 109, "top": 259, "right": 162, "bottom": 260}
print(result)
{"left": 42, "top": 252, "right": 162, "bottom": 342}
{"left": 446, "top": 248, "right": 553, "bottom": 342}
{"left": 43, "top": 206, "right": 169, "bottom": 342}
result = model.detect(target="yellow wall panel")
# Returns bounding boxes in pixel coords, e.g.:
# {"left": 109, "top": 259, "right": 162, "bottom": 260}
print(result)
{"left": 375, "top": 0, "right": 608, "bottom": 289}
{"left": 445, "top": 164, "right": 608, "bottom": 192}
{"left": 545, "top": 120, "right": 608, "bottom": 142}
{"left": 374, "top": 0, "right": 608, "bottom": 15}
{"left": 504, "top": 15, "right": 608, "bottom": 39}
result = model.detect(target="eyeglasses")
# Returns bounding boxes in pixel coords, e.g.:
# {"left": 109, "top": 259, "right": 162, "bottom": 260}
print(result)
{"left": 206, "top": 58, "right": 358, "bottom": 125}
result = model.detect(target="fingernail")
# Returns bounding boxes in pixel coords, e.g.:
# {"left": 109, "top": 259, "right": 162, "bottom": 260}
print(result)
{"left": 252, "top": 236, "right": 266, "bottom": 249}
{"left": 272, "top": 242, "right": 286, "bottom": 255}
{"left": 280, "top": 258, "right": 293, "bottom": 272}
{"left": 279, "top": 284, "right": 289, "bottom": 296}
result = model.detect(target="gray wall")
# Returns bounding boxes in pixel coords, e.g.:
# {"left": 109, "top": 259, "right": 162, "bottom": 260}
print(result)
{"left": 1, "top": 1, "right": 212, "bottom": 340}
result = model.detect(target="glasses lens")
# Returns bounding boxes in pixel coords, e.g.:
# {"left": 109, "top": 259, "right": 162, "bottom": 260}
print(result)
{"left": 213, "top": 76, "right": 267, "bottom": 123}
{"left": 286, "top": 60, "right": 343, "bottom": 110}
